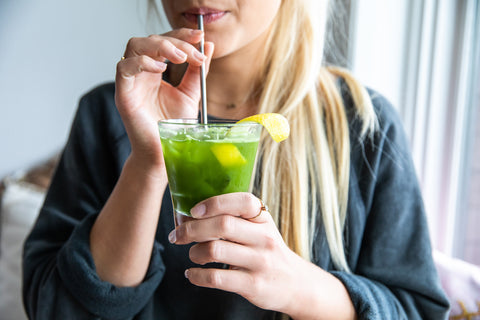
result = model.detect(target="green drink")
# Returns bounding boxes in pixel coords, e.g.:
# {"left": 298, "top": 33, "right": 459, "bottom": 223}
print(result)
{"left": 158, "top": 119, "right": 262, "bottom": 220}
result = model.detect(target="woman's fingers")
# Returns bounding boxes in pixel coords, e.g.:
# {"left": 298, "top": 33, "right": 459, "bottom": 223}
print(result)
{"left": 116, "top": 29, "right": 209, "bottom": 99}
{"left": 115, "top": 55, "right": 167, "bottom": 94}
{"left": 190, "top": 192, "right": 270, "bottom": 223}
{"left": 189, "top": 240, "right": 261, "bottom": 270}
{"left": 203, "top": 41, "right": 215, "bottom": 73}
{"left": 185, "top": 267, "right": 256, "bottom": 298}
{"left": 177, "top": 41, "right": 215, "bottom": 98}
{"left": 117, "top": 55, "right": 167, "bottom": 78}
{"left": 171, "top": 214, "right": 268, "bottom": 246}
{"left": 124, "top": 29, "right": 206, "bottom": 66}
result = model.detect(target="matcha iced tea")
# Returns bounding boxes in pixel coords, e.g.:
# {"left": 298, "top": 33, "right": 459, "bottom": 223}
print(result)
{"left": 158, "top": 119, "right": 261, "bottom": 217}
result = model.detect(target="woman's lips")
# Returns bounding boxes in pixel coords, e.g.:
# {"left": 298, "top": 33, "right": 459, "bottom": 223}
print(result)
{"left": 183, "top": 8, "right": 227, "bottom": 24}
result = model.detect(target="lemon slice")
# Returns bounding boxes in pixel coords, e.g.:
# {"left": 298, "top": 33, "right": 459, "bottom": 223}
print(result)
{"left": 237, "top": 113, "right": 290, "bottom": 142}
{"left": 211, "top": 143, "right": 247, "bottom": 167}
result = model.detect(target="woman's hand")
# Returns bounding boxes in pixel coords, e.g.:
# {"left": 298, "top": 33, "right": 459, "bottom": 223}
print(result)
{"left": 115, "top": 29, "right": 214, "bottom": 169}
{"left": 90, "top": 31, "right": 214, "bottom": 286}
{"left": 168, "top": 193, "right": 356, "bottom": 319}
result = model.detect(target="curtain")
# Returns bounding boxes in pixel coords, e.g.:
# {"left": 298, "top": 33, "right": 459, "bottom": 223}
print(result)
{"left": 350, "top": 0, "right": 480, "bottom": 262}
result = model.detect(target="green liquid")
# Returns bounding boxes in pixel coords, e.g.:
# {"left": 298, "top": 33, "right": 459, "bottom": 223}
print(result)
{"left": 160, "top": 127, "right": 260, "bottom": 216}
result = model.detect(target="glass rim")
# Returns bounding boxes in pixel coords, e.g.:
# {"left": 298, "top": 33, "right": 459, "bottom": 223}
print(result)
{"left": 158, "top": 118, "right": 262, "bottom": 127}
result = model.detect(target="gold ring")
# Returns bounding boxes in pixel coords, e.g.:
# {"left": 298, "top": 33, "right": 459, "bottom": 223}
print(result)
{"left": 248, "top": 199, "right": 269, "bottom": 220}
{"left": 121, "top": 56, "right": 126, "bottom": 61}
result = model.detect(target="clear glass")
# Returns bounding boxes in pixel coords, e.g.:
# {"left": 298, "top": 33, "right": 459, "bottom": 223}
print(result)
{"left": 158, "top": 119, "right": 262, "bottom": 225}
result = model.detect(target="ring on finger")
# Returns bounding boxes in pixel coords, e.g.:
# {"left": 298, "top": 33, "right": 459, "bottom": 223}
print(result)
{"left": 248, "top": 199, "right": 269, "bottom": 221}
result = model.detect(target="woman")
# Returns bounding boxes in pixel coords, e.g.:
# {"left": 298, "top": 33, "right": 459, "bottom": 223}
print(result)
{"left": 23, "top": 0, "right": 449, "bottom": 319}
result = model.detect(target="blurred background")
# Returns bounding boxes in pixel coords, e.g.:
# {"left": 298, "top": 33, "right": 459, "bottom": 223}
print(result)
{"left": 350, "top": 0, "right": 480, "bottom": 267}
{"left": 0, "top": 0, "right": 479, "bottom": 317}
{"left": 0, "top": 0, "right": 156, "bottom": 177}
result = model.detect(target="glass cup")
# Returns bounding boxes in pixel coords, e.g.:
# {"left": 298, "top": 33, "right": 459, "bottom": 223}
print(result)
{"left": 158, "top": 119, "right": 262, "bottom": 226}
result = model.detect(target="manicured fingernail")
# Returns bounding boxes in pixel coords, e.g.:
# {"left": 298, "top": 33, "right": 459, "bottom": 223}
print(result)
{"left": 184, "top": 269, "right": 189, "bottom": 279}
{"left": 190, "top": 204, "right": 206, "bottom": 217}
{"left": 168, "top": 230, "right": 176, "bottom": 243}
{"left": 155, "top": 61, "right": 167, "bottom": 71}
{"left": 190, "top": 29, "right": 203, "bottom": 35}
{"left": 193, "top": 50, "right": 206, "bottom": 61}
{"left": 174, "top": 48, "right": 187, "bottom": 60}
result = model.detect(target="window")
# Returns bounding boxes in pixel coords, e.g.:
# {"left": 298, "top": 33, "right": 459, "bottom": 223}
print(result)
{"left": 349, "top": 0, "right": 480, "bottom": 264}
{"left": 462, "top": 92, "right": 480, "bottom": 265}
{"left": 457, "top": 17, "right": 480, "bottom": 264}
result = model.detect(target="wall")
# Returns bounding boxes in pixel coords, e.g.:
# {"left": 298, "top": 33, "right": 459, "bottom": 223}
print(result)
{"left": 0, "top": 0, "right": 164, "bottom": 177}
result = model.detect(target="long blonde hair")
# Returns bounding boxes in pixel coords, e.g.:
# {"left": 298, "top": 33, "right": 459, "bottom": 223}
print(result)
{"left": 254, "top": 0, "right": 376, "bottom": 271}
{"left": 149, "top": 0, "right": 377, "bottom": 271}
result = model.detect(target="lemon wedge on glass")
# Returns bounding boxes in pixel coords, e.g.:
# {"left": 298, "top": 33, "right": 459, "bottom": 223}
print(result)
{"left": 210, "top": 143, "right": 247, "bottom": 167}
{"left": 237, "top": 113, "right": 290, "bottom": 142}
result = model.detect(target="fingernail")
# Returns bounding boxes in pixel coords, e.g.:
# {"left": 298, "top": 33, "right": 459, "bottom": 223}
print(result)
{"left": 168, "top": 230, "right": 176, "bottom": 243}
{"left": 190, "top": 204, "right": 206, "bottom": 217}
{"left": 174, "top": 48, "right": 187, "bottom": 60}
{"left": 184, "top": 269, "right": 189, "bottom": 279}
{"left": 155, "top": 61, "right": 167, "bottom": 71}
{"left": 193, "top": 50, "right": 206, "bottom": 61}
{"left": 190, "top": 29, "right": 203, "bottom": 35}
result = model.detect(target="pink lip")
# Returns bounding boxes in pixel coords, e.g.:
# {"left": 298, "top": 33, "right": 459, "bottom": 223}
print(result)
{"left": 183, "top": 7, "right": 227, "bottom": 24}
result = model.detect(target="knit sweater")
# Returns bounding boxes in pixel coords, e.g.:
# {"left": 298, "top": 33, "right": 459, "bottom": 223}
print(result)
{"left": 23, "top": 82, "right": 449, "bottom": 319}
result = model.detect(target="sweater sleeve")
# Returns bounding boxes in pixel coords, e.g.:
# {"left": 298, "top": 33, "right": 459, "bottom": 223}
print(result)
{"left": 332, "top": 93, "right": 449, "bottom": 319}
{"left": 22, "top": 84, "right": 166, "bottom": 320}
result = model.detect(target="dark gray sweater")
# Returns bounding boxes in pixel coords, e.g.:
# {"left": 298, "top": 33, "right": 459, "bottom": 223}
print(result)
{"left": 23, "top": 82, "right": 449, "bottom": 319}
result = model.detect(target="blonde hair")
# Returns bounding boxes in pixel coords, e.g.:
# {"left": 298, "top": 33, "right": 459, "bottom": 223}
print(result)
{"left": 254, "top": 0, "right": 376, "bottom": 271}
{"left": 148, "top": 0, "right": 377, "bottom": 272}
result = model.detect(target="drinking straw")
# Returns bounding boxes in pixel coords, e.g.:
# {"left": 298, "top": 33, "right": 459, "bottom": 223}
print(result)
{"left": 198, "top": 15, "right": 208, "bottom": 124}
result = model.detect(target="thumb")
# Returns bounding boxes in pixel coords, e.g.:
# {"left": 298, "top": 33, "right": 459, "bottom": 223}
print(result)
{"left": 177, "top": 41, "right": 215, "bottom": 97}
{"left": 203, "top": 41, "right": 215, "bottom": 74}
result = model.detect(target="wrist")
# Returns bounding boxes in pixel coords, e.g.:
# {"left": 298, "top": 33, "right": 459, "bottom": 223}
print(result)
{"left": 282, "top": 255, "right": 357, "bottom": 320}
{"left": 124, "top": 153, "right": 168, "bottom": 185}
{"left": 281, "top": 254, "right": 317, "bottom": 319}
